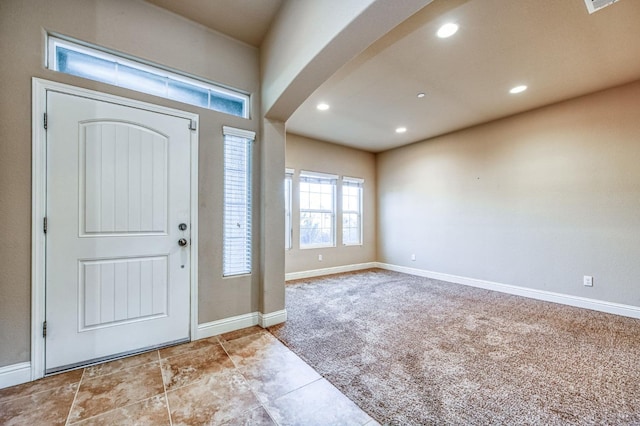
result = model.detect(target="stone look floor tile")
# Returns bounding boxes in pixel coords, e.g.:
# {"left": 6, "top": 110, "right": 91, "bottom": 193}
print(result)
{"left": 159, "top": 336, "right": 219, "bottom": 359}
{"left": 218, "top": 325, "right": 267, "bottom": 343}
{"left": 69, "top": 394, "right": 170, "bottom": 425}
{"left": 264, "top": 378, "right": 374, "bottom": 426}
{"left": 167, "top": 369, "right": 262, "bottom": 425}
{"left": 238, "top": 347, "right": 321, "bottom": 403}
{"left": 221, "top": 405, "right": 277, "bottom": 425}
{"left": 0, "top": 368, "right": 83, "bottom": 403}
{"left": 221, "top": 331, "right": 291, "bottom": 368}
{"left": 0, "top": 326, "right": 377, "bottom": 425}
{"left": 68, "top": 361, "right": 164, "bottom": 423}
{"left": 0, "top": 382, "right": 78, "bottom": 426}
{"left": 161, "top": 343, "right": 235, "bottom": 390}
{"left": 84, "top": 350, "right": 159, "bottom": 378}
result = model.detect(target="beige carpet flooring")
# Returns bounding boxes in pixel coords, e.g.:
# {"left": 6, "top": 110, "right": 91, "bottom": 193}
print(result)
{"left": 269, "top": 269, "right": 640, "bottom": 425}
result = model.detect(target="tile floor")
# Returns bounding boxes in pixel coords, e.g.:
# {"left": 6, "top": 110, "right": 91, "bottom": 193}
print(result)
{"left": 0, "top": 326, "right": 378, "bottom": 425}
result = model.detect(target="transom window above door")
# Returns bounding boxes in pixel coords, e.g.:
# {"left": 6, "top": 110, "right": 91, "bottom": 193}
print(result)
{"left": 47, "top": 35, "right": 250, "bottom": 118}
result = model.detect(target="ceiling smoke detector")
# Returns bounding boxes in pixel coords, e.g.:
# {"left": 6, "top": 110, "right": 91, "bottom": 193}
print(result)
{"left": 584, "top": 0, "right": 620, "bottom": 14}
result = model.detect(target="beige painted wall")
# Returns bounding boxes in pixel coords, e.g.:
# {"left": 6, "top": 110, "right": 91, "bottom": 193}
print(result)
{"left": 260, "top": 0, "right": 431, "bottom": 120}
{"left": 0, "top": 0, "right": 260, "bottom": 367}
{"left": 285, "top": 134, "right": 376, "bottom": 274}
{"left": 259, "top": 119, "right": 287, "bottom": 313}
{"left": 377, "top": 80, "right": 640, "bottom": 307}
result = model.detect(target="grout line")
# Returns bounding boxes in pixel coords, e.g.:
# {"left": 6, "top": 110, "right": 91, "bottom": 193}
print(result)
{"left": 261, "top": 402, "right": 280, "bottom": 426}
{"left": 159, "top": 350, "right": 173, "bottom": 426}
{"left": 64, "top": 368, "right": 85, "bottom": 426}
{"left": 220, "top": 331, "right": 318, "bottom": 425}
{"left": 216, "top": 335, "right": 277, "bottom": 423}
{"left": 158, "top": 338, "right": 220, "bottom": 362}
{"left": 217, "top": 337, "right": 238, "bottom": 369}
{"left": 0, "top": 386, "right": 53, "bottom": 405}
{"left": 218, "top": 329, "right": 270, "bottom": 360}
{"left": 270, "top": 377, "right": 324, "bottom": 404}
{"left": 66, "top": 393, "right": 165, "bottom": 425}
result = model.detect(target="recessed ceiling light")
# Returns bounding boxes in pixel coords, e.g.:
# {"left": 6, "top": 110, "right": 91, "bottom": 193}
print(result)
{"left": 437, "top": 23, "right": 459, "bottom": 38}
{"left": 396, "top": 127, "right": 407, "bottom": 134}
{"left": 417, "top": 92, "right": 426, "bottom": 98}
{"left": 316, "top": 103, "right": 330, "bottom": 111}
{"left": 509, "top": 85, "right": 528, "bottom": 94}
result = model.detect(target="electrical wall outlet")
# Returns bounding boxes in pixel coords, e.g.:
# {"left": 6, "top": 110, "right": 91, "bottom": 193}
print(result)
{"left": 318, "top": 254, "right": 323, "bottom": 261}
{"left": 583, "top": 276, "right": 593, "bottom": 287}
{"left": 411, "top": 254, "right": 416, "bottom": 261}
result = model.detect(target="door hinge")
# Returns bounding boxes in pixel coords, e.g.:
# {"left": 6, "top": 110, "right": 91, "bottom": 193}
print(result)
{"left": 44, "top": 113, "right": 48, "bottom": 130}
{"left": 43, "top": 217, "right": 47, "bottom": 234}
{"left": 43, "top": 321, "right": 47, "bottom": 338}
{"left": 188, "top": 120, "right": 197, "bottom": 131}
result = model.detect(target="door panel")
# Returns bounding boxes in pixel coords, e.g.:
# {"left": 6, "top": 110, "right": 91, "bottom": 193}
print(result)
{"left": 79, "top": 256, "right": 168, "bottom": 330}
{"left": 46, "top": 91, "right": 191, "bottom": 372}
{"left": 81, "top": 121, "right": 168, "bottom": 235}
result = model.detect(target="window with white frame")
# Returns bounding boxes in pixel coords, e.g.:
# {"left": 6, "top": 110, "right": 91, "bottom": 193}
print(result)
{"left": 299, "top": 171, "right": 337, "bottom": 248}
{"left": 284, "top": 169, "right": 294, "bottom": 250}
{"left": 342, "top": 177, "right": 364, "bottom": 245}
{"left": 48, "top": 36, "right": 250, "bottom": 118}
{"left": 223, "top": 127, "right": 254, "bottom": 276}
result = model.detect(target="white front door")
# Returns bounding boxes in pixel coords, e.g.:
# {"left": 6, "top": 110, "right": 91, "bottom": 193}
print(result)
{"left": 45, "top": 91, "right": 192, "bottom": 372}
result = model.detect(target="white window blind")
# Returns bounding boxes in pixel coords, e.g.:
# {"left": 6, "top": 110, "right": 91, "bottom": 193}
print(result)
{"left": 223, "top": 127, "right": 255, "bottom": 276}
{"left": 285, "top": 169, "right": 294, "bottom": 250}
{"left": 342, "top": 177, "right": 364, "bottom": 246}
{"left": 299, "top": 171, "right": 337, "bottom": 248}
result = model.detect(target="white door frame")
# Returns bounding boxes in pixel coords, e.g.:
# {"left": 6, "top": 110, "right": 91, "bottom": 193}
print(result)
{"left": 31, "top": 78, "right": 199, "bottom": 380}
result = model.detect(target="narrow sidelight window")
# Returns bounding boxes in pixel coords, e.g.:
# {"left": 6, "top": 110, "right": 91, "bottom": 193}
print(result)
{"left": 223, "top": 127, "right": 254, "bottom": 276}
{"left": 285, "top": 169, "right": 294, "bottom": 250}
{"left": 342, "top": 177, "right": 364, "bottom": 246}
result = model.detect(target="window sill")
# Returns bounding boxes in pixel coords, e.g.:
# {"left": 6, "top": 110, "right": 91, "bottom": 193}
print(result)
{"left": 300, "top": 244, "right": 336, "bottom": 250}
{"left": 223, "top": 273, "right": 252, "bottom": 279}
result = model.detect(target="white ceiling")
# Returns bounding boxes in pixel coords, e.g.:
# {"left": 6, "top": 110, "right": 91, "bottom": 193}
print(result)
{"left": 147, "top": 0, "right": 640, "bottom": 153}
{"left": 144, "top": 0, "right": 283, "bottom": 47}
{"left": 287, "top": 0, "right": 640, "bottom": 152}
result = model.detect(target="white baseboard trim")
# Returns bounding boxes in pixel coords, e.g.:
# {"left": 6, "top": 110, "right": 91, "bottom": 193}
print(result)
{"left": 259, "top": 309, "right": 287, "bottom": 328}
{"left": 196, "top": 312, "right": 260, "bottom": 340}
{"left": 376, "top": 263, "right": 640, "bottom": 320}
{"left": 195, "top": 309, "right": 288, "bottom": 340}
{"left": 0, "top": 362, "right": 31, "bottom": 390}
{"left": 285, "top": 262, "right": 378, "bottom": 281}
